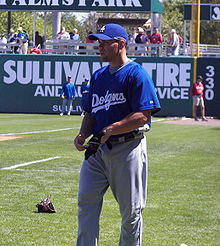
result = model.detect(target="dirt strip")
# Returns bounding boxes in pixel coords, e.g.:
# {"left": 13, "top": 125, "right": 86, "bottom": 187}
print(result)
{"left": 0, "top": 136, "right": 24, "bottom": 141}
{"left": 162, "top": 118, "right": 220, "bottom": 127}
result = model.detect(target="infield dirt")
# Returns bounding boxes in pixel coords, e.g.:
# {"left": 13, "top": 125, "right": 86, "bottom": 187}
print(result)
{"left": 0, "top": 136, "right": 24, "bottom": 141}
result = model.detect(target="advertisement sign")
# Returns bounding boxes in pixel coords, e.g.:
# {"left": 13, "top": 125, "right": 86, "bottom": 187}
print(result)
{"left": 211, "top": 5, "right": 220, "bottom": 20}
{"left": 197, "top": 58, "right": 220, "bottom": 117}
{"left": 0, "top": 0, "right": 164, "bottom": 12}
{"left": 184, "top": 4, "right": 220, "bottom": 21}
{"left": 0, "top": 54, "right": 196, "bottom": 117}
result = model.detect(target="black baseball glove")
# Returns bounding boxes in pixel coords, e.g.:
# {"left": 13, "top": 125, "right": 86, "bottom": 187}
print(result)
{"left": 36, "top": 197, "right": 56, "bottom": 213}
{"left": 84, "top": 131, "right": 105, "bottom": 160}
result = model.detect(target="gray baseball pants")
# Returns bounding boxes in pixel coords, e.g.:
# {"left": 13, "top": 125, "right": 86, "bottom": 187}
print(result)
{"left": 77, "top": 134, "right": 148, "bottom": 246}
{"left": 61, "top": 98, "right": 73, "bottom": 114}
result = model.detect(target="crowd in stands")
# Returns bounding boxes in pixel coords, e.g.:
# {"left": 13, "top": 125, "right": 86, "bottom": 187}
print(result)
{"left": 0, "top": 25, "right": 183, "bottom": 56}
{"left": 128, "top": 26, "right": 183, "bottom": 56}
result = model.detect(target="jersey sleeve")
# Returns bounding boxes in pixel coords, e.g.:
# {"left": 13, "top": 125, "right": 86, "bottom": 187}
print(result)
{"left": 127, "top": 65, "right": 161, "bottom": 114}
{"left": 82, "top": 79, "right": 93, "bottom": 112}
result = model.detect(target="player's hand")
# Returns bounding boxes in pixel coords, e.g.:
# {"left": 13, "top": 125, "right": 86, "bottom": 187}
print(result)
{"left": 74, "top": 134, "right": 87, "bottom": 151}
{"left": 100, "top": 128, "right": 112, "bottom": 144}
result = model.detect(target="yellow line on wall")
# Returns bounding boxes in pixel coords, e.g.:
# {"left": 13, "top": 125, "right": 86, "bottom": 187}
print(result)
{"left": 193, "top": 56, "right": 197, "bottom": 83}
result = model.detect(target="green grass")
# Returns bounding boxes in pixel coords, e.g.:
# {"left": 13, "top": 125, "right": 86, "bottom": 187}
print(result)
{"left": 0, "top": 114, "right": 219, "bottom": 246}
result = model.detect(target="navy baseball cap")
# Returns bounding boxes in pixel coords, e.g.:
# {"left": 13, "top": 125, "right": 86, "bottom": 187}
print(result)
{"left": 89, "top": 24, "right": 128, "bottom": 43}
{"left": 196, "top": 75, "right": 203, "bottom": 80}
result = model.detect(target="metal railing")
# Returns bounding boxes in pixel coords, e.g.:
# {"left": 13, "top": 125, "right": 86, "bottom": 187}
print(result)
{"left": 190, "top": 44, "right": 220, "bottom": 57}
{"left": 0, "top": 41, "right": 220, "bottom": 57}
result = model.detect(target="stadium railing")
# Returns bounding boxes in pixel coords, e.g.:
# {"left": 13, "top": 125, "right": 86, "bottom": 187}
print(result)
{"left": 1, "top": 41, "right": 220, "bottom": 57}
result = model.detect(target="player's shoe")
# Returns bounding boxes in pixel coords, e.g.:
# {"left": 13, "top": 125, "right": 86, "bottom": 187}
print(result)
{"left": 60, "top": 113, "right": 64, "bottom": 116}
{"left": 202, "top": 117, "right": 208, "bottom": 121}
{"left": 67, "top": 112, "right": 71, "bottom": 116}
{"left": 194, "top": 117, "right": 199, "bottom": 121}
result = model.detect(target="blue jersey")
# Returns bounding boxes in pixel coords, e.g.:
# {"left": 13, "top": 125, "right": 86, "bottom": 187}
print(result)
{"left": 60, "top": 82, "right": 76, "bottom": 99}
{"left": 84, "top": 61, "right": 161, "bottom": 135}
{"left": 81, "top": 83, "right": 90, "bottom": 95}
{"left": 81, "top": 83, "right": 90, "bottom": 109}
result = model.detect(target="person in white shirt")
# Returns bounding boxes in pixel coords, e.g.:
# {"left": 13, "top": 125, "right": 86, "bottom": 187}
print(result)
{"left": 170, "top": 29, "right": 180, "bottom": 56}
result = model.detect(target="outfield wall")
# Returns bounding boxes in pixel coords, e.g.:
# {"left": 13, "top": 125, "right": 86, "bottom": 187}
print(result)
{"left": 0, "top": 54, "right": 219, "bottom": 117}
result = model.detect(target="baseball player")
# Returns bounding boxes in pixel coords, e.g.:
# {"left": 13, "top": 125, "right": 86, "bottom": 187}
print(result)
{"left": 59, "top": 76, "right": 76, "bottom": 116}
{"left": 80, "top": 78, "right": 90, "bottom": 116}
{"left": 73, "top": 23, "right": 161, "bottom": 246}
{"left": 190, "top": 75, "right": 208, "bottom": 121}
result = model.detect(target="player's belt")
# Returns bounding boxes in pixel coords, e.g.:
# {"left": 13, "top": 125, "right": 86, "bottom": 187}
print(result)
{"left": 108, "top": 132, "right": 143, "bottom": 145}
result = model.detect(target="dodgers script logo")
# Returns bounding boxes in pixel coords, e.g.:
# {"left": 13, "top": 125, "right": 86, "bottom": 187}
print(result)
{"left": 92, "top": 90, "right": 126, "bottom": 113}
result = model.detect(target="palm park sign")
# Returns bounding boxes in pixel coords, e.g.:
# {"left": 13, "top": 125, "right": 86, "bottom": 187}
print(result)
{"left": 184, "top": 4, "right": 220, "bottom": 21}
{"left": 0, "top": 0, "right": 164, "bottom": 13}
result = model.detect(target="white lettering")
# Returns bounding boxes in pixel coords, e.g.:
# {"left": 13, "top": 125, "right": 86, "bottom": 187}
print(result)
{"left": 44, "top": 62, "right": 54, "bottom": 84}
{"left": 142, "top": 63, "right": 156, "bottom": 78}
{"left": 12, "top": 0, "right": 27, "bottom": 5}
{"left": 17, "top": 61, "right": 32, "bottom": 84}
{"left": 157, "top": 87, "right": 168, "bottom": 99}
{"left": 53, "top": 105, "right": 59, "bottom": 112}
{"left": 78, "top": 0, "right": 86, "bottom": 6}
{"left": 164, "top": 63, "right": 179, "bottom": 87}
{"left": 63, "top": 61, "right": 79, "bottom": 83}
{"left": 156, "top": 63, "right": 163, "bottom": 86}
{"left": 92, "top": 0, "right": 142, "bottom": 7}
{"left": 32, "top": 61, "right": 43, "bottom": 84}
{"left": 76, "top": 62, "right": 91, "bottom": 85}
{"left": 28, "top": 0, "right": 41, "bottom": 5}
{"left": 34, "top": 85, "right": 44, "bottom": 96}
{"left": 55, "top": 62, "right": 62, "bottom": 84}
{"left": 143, "top": 62, "right": 191, "bottom": 87}
{"left": 92, "top": 90, "right": 126, "bottom": 113}
{"left": 107, "top": 0, "right": 123, "bottom": 7}
{"left": 0, "top": 0, "right": 6, "bottom": 5}
{"left": 156, "top": 87, "right": 189, "bottom": 100}
{"left": 181, "top": 88, "right": 189, "bottom": 99}
{"left": 3, "top": 60, "right": 16, "bottom": 84}
{"left": 125, "top": 0, "right": 142, "bottom": 7}
{"left": 62, "top": 0, "right": 74, "bottom": 6}
{"left": 212, "top": 7, "right": 220, "bottom": 20}
{"left": 92, "top": 94, "right": 99, "bottom": 107}
{"left": 170, "top": 88, "right": 180, "bottom": 99}
{"left": 34, "top": 86, "right": 62, "bottom": 97}
{"left": 42, "top": 0, "right": 59, "bottom": 6}
{"left": 179, "top": 63, "right": 191, "bottom": 86}
{"left": 92, "top": 0, "right": 106, "bottom": 7}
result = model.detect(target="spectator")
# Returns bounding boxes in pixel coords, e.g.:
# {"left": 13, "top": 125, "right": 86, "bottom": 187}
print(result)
{"left": 0, "top": 34, "right": 7, "bottom": 53}
{"left": 128, "top": 28, "right": 137, "bottom": 56}
{"left": 55, "top": 26, "right": 70, "bottom": 40}
{"left": 70, "top": 28, "right": 80, "bottom": 41}
{"left": 59, "top": 76, "right": 76, "bottom": 116}
{"left": 149, "top": 27, "right": 163, "bottom": 56}
{"left": 135, "top": 27, "right": 147, "bottom": 56}
{"left": 28, "top": 47, "right": 42, "bottom": 54}
{"left": 7, "top": 28, "right": 17, "bottom": 43}
{"left": 85, "top": 31, "right": 94, "bottom": 54}
{"left": 35, "top": 31, "right": 44, "bottom": 48}
{"left": 7, "top": 28, "right": 17, "bottom": 53}
{"left": 70, "top": 28, "right": 80, "bottom": 54}
{"left": 190, "top": 75, "right": 208, "bottom": 121}
{"left": 17, "top": 27, "right": 29, "bottom": 54}
{"left": 55, "top": 26, "right": 70, "bottom": 53}
{"left": 169, "top": 29, "right": 180, "bottom": 56}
